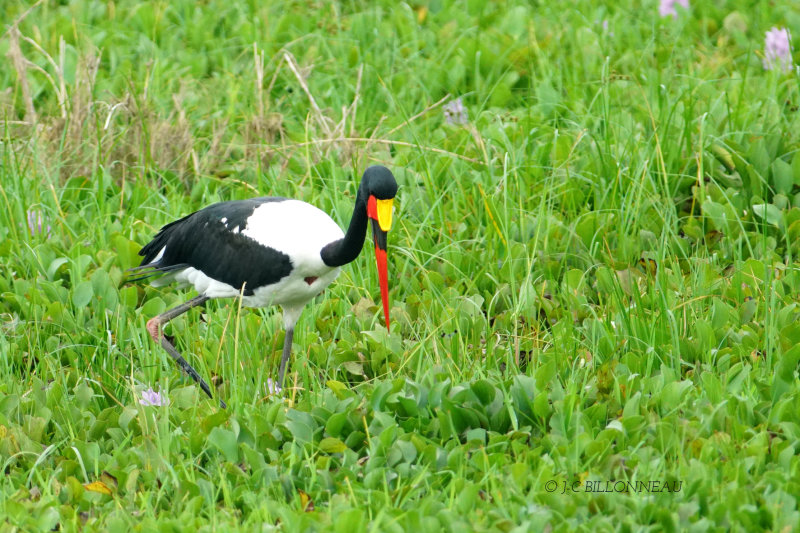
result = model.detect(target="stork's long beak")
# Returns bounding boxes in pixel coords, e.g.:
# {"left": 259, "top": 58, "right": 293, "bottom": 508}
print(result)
{"left": 367, "top": 196, "right": 393, "bottom": 332}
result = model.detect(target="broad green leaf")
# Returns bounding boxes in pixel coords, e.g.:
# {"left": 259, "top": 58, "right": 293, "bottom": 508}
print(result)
{"left": 776, "top": 344, "right": 800, "bottom": 383}
{"left": 342, "top": 361, "right": 365, "bottom": 376}
{"left": 771, "top": 159, "right": 794, "bottom": 194}
{"left": 140, "top": 297, "right": 166, "bottom": 317}
{"left": 470, "top": 380, "right": 495, "bottom": 405}
{"left": 319, "top": 437, "right": 347, "bottom": 453}
{"left": 396, "top": 395, "right": 419, "bottom": 417}
{"left": 325, "top": 412, "right": 348, "bottom": 437}
{"left": 793, "top": 151, "right": 800, "bottom": 185}
{"left": 208, "top": 427, "right": 238, "bottom": 462}
{"left": 751, "top": 203, "right": 782, "bottom": 227}
{"left": 659, "top": 380, "right": 692, "bottom": 410}
{"left": 710, "top": 143, "right": 736, "bottom": 171}
{"left": 702, "top": 200, "right": 729, "bottom": 231}
{"left": 113, "top": 234, "right": 143, "bottom": 269}
{"left": 285, "top": 411, "right": 315, "bottom": 445}
{"left": 72, "top": 281, "right": 94, "bottom": 308}
{"left": 47, "top": 258, "right": 69, "bottom": 280}
{"left": 334, "top": 509, "right": 366, "bottom": 533}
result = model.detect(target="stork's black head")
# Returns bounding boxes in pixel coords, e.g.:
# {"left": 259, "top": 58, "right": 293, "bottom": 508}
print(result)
{"left": 360, "top": 165, "right": 398, "bottom": 201}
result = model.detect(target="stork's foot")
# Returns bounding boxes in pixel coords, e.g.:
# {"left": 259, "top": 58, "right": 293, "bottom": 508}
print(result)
{"left": 145, "top": 296, "right": 226, "bottom": 409}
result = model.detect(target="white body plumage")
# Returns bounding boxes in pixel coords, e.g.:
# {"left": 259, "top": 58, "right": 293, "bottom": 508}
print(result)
{"left": 151, "top": 200, "right": 344, "bottom": 326}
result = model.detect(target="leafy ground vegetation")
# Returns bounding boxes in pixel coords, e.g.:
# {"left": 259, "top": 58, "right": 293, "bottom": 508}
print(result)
{"left": 2, "top": 0, "right": 800, "bottom": 530}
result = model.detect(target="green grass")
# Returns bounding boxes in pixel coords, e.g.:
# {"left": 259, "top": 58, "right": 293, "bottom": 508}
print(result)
{"left": 2, "top": 0, "right": 800, "bottom": 530}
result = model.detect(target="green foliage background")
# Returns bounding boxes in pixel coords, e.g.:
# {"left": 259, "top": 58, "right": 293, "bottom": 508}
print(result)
{"left": 1, "top": 0, "right": 800, "bottom": 530}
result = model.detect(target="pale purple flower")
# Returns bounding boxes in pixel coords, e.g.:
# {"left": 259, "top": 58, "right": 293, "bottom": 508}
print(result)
{"left": 266, "top": 378, "right": 282, "bottom": 395}
{"left": 595, "top": 18, "right": 613, "bottom": 37}
{"left": 26, "top": 210, "right": 51, "bottom": 237}
{"left": 139, "top": 387, "right": 168, "bottom": 406}
{"left": 763, "top": 27, "right": 794, "bottom": 72}
{"left": 443, "top": 97, "right": 468, "bottom": 125}
{"left": 659, "top": 0, "right": 689, "bottom": 18}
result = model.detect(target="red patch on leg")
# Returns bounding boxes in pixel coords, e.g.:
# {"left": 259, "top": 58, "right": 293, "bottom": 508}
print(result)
{"left": 146, "top": 318, "right": 161, "bottom": 341}
{"left": 304, "top": 276, "right": 318, "bottom": 285}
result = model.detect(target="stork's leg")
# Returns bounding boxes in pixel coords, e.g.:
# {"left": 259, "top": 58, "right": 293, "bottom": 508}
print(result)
{"left": 276, "top": 306, "right": 303, "bottom": 391}
{"left": 146, "top": 295, "right": 226, "bottom": 409}
{"left": 277, "top": 327, "right": 294, "bottom": 389}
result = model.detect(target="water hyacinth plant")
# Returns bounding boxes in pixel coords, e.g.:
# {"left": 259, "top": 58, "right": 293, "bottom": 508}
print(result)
{"left": 658, "top": 0, "right": 689, "bottom": 18}
{"left": 442, "top": 97, "right": 468, "bottom": 125}
{"left": 25, "top": 209, "right": 50, "bottom": 237}
{"left": 763, "top": 27, "right": 794, "bottom": 72}
{"left": 139, "top": 387, "right": 168, "bottom": 406}
{"left": 265, "top": 378, "right": 282, "bottom": 395}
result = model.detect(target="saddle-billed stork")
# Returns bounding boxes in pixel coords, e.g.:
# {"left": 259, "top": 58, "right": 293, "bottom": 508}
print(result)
{"left": 129, "top": 165, "right": 398, "bottom": 408}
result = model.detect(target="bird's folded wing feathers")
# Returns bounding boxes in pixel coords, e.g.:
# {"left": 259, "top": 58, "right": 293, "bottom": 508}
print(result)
{"left": 128, "top": 198, "right": 293, "bottom": 295}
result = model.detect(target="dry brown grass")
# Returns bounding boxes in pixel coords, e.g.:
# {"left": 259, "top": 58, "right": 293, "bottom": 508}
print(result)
{"left": 4, "top": 29, "right": 206, "bottom": 183}
{"left": 4, "top": 30, "right": 472, "bottom": 187}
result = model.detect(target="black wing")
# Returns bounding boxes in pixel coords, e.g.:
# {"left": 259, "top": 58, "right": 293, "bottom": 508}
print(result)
{"left": 128, "top": 197, "right": 293, "bottom": 295}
